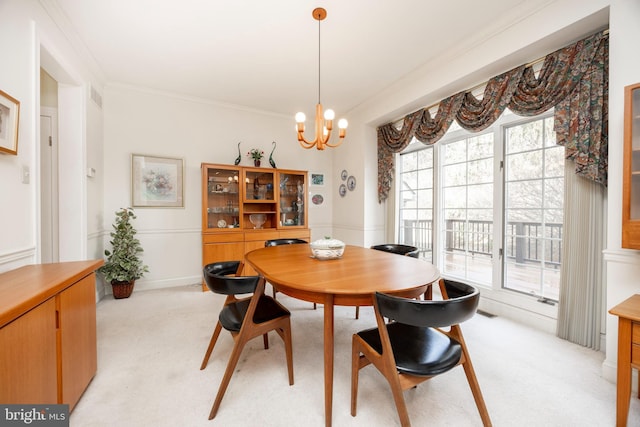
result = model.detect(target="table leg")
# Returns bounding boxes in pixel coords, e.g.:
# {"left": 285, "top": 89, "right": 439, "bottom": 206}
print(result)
{"left": 324, "top": 294, "right": 334, "bottom": 427}
{"left": 617, "top": 318, "right": 632, "bottom": 427}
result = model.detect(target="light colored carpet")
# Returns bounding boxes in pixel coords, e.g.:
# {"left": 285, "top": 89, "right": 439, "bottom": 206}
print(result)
{"left": 70, "top": 284, "right": 640, "bottom": 426}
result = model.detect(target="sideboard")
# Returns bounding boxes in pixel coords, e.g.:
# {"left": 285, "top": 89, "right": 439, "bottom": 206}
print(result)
{"left": 0, "top": 260, "right": 103, "bottom": 411}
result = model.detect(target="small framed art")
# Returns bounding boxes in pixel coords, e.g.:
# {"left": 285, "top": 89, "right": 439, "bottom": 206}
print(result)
{"left": 0, "top": 90, "right": 20, "bottom": 155}
{"left": 311, "top": 173, "right": 325, "bottom": 186}
{"left": 132, "top": 154, "right": 184, "bottom": 208}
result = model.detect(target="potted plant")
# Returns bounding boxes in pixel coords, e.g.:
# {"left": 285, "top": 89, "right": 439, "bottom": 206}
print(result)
{"left": 99, "top": 207, "right": 149, "bottom": 299}
{"left": 247, "top": 148, "right": 264, "bottom": 167}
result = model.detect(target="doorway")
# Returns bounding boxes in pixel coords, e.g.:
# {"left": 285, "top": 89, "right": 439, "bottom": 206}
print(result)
{"left": 40, "top": 104, "right": 59, "bottom": 263}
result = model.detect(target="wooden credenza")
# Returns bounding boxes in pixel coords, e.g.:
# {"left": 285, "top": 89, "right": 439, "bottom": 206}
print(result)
{"left": 609, "top": 294, "right": 640, "bottom": 426}
{"left": 0, "top": 260, "right": 103, "bottom": 411}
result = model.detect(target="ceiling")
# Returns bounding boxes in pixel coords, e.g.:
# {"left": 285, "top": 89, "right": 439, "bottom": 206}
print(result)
{"left": 48, "top": 0, "right": 557, "bottom": 119}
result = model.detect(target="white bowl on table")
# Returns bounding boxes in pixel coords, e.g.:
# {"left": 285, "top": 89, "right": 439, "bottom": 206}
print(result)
{"left": 310, "top": 237, "right": 345, "bottom": 260}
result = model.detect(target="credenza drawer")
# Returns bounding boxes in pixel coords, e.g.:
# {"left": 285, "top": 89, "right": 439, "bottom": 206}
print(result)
{"left": 632, "top": 322, "right": 640, "bottom": 345}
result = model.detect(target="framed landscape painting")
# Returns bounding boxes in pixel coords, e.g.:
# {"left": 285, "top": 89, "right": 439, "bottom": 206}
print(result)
{"left": 132, "top": 154, "right": 184, "bottom": 208}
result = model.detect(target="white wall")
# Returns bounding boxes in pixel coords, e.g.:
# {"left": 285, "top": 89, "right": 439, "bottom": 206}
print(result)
{"left": 0, "top": 0, "right": 104, "bottom": 273}
{"left": 102, "top": 85, "right": 333, "bottom": 292}
{"left": 602, "top": 0, "right": 640, "bottom": 382}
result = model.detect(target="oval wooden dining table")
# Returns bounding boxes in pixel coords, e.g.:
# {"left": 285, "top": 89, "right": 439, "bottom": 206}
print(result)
{"left": 245, "top": 244, "right": 440, "bottom": 427}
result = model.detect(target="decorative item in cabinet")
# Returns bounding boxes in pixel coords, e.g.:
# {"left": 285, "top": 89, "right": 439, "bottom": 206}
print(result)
{"left": 203, "top": 165, "right": 241, "bottom": 230}
{"left": 278, "top": 170, "right": 307, "bottom": 228}
{"left": 242, "top": 168, "right": 276, "bottom": 230}
{"left": 623, "top": 83, "right": 640, "bottom": 249}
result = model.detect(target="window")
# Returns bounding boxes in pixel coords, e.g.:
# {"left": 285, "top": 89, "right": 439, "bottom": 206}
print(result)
{"left": 397, "top": 111, "right": 563, "bottom": 304}
{"left": 503, "top": 117, "right": 563, "bottom": 300}
{"left": 441, "top": 133, "right": 494, "bottom": 285}
{"left": 398, "top": 148, "right": 433, "bottom": 262}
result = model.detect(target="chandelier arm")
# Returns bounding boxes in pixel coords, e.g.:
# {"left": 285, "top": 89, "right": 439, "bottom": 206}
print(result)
{"left": 324, "top": 138, "right": 344, "bottom": 148}
{"left": 298, "top": 133, "right": 318, "bottom": 148}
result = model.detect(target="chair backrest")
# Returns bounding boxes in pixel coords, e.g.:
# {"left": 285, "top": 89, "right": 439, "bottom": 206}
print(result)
{"left": 265, "top": 238, "right": 307, "bottom": 247}
{"left": 203, "top": 261, "right": 260, "bottom": 295}
{"left": 371, "top": 243, "right": 419, "bottom": 258}
{"left": 375, "top": 279, "right": 479, "bottom": 328}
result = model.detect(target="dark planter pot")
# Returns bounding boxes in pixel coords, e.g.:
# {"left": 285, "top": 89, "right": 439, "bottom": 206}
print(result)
{"left": 254, "top": 160, "right": 261, "bottom": 167}
{"left": 111, "top": 280, "right": 135, "bottom": 299}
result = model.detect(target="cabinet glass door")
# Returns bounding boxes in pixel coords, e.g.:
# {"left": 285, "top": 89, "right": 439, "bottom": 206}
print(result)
{"left": 278, "top": 171, "right": 306, "bottom": 227}
{"left": 630, "top": 86, "right": 640, "bottom": 220}
{"left": 242, "top": 168, "right": 276, "bottom": 229}
{"left": 204, "top": 166, "right": 241, "bottom": 230}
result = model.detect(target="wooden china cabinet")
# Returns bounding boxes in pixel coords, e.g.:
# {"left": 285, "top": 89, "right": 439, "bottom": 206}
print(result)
{"left": 623, "top": 83, "right": 640, "bottom": 249}
{"left": 201, "top": 163, "right": 310, "bottom": 287}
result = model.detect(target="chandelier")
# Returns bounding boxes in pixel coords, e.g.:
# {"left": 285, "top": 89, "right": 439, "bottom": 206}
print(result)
{"left": 295, "top": 7, "right": 348, "bottom": 150}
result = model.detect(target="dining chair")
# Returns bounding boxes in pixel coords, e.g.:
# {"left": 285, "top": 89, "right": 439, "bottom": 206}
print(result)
{"left": 351, "top": 278, "right": 491, "bottom": 427}
{"left": 370, "top": 243, "right": 420, "bottom": 258}
{"left": 356, "top": 244, "right": 421, "bottom": 319}
{"left": 200, "top": 261, "right": 294, "bottom": 420}
{"left": 264, "top": 238, "right": 317, "bottom": 309}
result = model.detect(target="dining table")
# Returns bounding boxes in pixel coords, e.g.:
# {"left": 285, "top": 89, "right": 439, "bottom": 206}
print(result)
{"left": 245, "top": 243, "right": 440, "bottom": 427}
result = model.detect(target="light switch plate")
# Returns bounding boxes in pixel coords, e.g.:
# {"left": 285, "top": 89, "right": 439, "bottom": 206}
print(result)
{"left": 21, "top": 165, "right": 30, "bottom": 184}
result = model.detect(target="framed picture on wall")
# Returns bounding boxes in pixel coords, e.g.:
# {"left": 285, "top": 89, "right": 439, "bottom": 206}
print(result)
{"left": 131, "top": 154, "right": 184, "bottom": 208}
{"left": 311, "top": 172, "right": 325, "bottom": 186}
{"left": 0, "top": 89, "right": 20, "bottom": 155}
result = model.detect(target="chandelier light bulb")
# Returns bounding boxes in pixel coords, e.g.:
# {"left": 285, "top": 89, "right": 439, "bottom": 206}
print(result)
{"left": 338, "top": 118, "right": 348, "bottom": 129}
{"left": 324, "top": 109, "right": 335, "bottom": 120}
{"left": 295, "top": 112, "right": 306, "bottom": 123}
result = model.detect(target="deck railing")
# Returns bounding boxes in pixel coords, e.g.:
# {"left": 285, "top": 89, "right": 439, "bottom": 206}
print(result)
{"left": 400, "top": 219, "right": 562, "bottom": 266}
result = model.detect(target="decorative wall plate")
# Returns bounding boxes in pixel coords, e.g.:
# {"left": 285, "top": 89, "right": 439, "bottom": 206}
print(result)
{"left": 341, "top": 170, "right": 348, "bottom": 181}
{"left": 339, "top": 184, "right": 347, "bottom": 197}
{"left": 312, "top": 194, "right": 324, "bottom": 205}
{"left": 347, "top": 175, "right": 356, "bottom": 191}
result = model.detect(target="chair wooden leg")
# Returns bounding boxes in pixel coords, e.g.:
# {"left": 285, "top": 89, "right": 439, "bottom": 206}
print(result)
{"left": 200, "top": 322, "right": 223, "bottom": 370}
{"left": 455, "top": 327, "right": 492, "bottom": 426}
{"left": 313, "top": 302, "right": 317, "bottom": 309}
{"left": 387, "top": 373, "right": 411, "bottom": 427}
{"left": 351, "top": 336, "right": 360, "bottom": 416}
{"left": 208, "top": 337, "right": 248, "bottom": 420}
{"left": 355, "top": 306, "right": 360, "bottom": 319}
{"left": 263, "top": 333, "right": 269, "bottom": 349}
{"left": 282, "top": 324, "right": 294, "bottom": 385}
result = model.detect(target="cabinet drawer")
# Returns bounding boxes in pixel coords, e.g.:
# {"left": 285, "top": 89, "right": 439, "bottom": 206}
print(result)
{"left": 632, "top": 322, "right": 640, "bottom": 345}
{"left": 244, "top": 230, "right": 280, "bottom": 242}
{"left": 279, "top": 230, "right": 310, "bottom": 240}
{"left": 633, "top": 343, "right": 640, "bottom": 366}
{"left": 203, "top": 232, "right": 242, "bottom": 244}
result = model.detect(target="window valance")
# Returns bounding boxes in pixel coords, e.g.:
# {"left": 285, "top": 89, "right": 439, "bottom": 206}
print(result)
{"left": 377, "top": 30, "right": 608, "bottom": 203}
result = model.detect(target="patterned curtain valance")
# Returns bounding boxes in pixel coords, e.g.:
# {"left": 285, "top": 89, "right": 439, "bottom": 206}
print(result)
{"left": 376, "top": 30, "right": 608, "bottom": 203}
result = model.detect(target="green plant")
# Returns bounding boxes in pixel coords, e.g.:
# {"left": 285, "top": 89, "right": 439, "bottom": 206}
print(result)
{"left": 247, "top": 148, "right": 264, "bottom": 160}
{"left": 98, "top": 207, "right": 149, "bottom": 283}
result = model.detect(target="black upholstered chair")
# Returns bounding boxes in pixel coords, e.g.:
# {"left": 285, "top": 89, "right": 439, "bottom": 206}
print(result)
{"left": 356, "top": 244, "right": 422, "bottom": 319}
{"left": 351, "top": 279, "right": 491, "bottom": 427}
{"left": 200, "top": 261, "right": 294, "bottom": 420}
{"left": 265, "top": 238, "right": 308, "bottom": 247}
{"left": 370, "top": 243, "right": 419, "bottom": 258}
{"left": 264, "top": 238, "right": 316, "bottom": 309}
